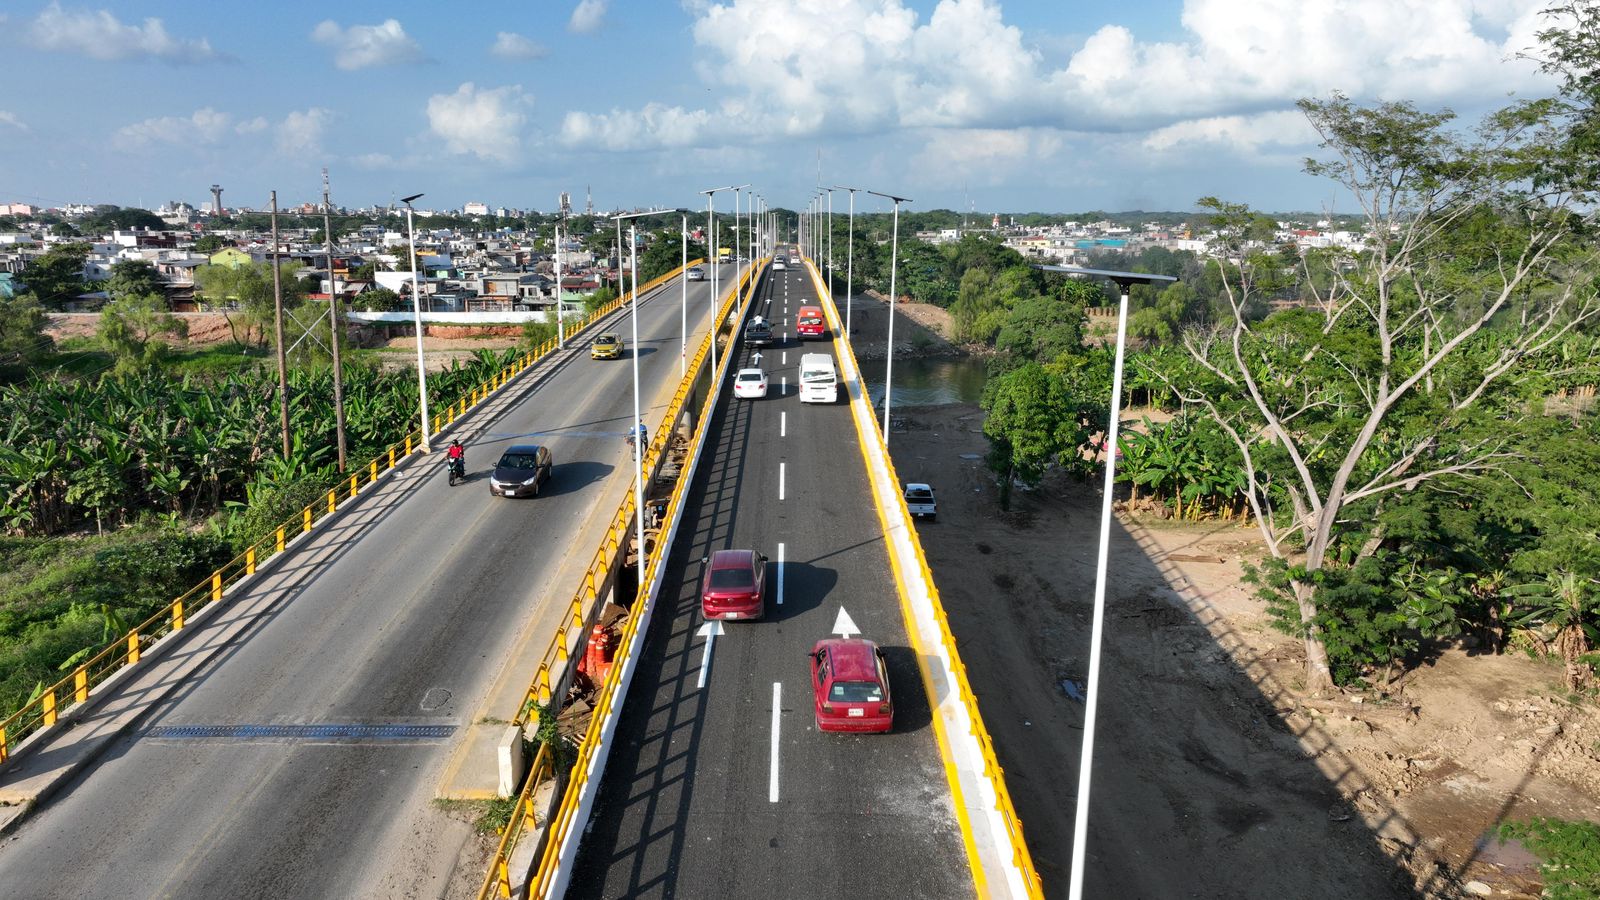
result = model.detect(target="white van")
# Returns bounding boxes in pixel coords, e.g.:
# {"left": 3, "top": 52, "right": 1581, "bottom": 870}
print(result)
{"left": 799, "top": 353, "right": 837, "bottom": 403}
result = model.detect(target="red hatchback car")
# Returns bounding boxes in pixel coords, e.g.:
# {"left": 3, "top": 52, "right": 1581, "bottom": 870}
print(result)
{"left": 809, "top": 638, "right": 893, "bottom": 733}
{"left": 700, "top": 549, "right": 767, "bottom": 621}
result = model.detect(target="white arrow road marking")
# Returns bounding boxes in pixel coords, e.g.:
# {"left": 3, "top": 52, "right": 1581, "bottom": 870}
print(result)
{"left": 777, "top": 543, "right": 786, "bottom": 605}
{"left": 751, "top": 351, "right": 763, "bottom": 366}
{"left": 770, "top": 682, "right": 782, "bottom": 803}
{"left": 696, "top": 620, "right": 724, "bottom": 689}
{"left": 832, "top": 607, "right": 861, "bottom": 639}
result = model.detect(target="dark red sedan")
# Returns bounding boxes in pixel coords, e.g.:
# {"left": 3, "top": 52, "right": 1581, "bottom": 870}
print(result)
{"left": 700, "top": 549, "right": 767, "bottom": 621}
{"left": 809, "top": 638, "right": 893, "bottom": 733}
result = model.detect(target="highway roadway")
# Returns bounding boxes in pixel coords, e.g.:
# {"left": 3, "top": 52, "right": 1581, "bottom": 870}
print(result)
{"left": 0, "top": 266, "right": 737, "bottom": 899}
{"left": 568, "top": 252, "right": 972, "bottom": 898}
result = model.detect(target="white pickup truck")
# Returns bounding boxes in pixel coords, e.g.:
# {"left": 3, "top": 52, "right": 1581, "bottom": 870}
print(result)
{"left": 903, "top": 483, "right": 937, "bottom": 521}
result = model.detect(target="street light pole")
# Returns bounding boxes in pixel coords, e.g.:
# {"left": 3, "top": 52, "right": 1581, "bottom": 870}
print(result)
{"left": 400, "top": 193, "right": 432, "bottom": 451}
{"left": 554, "top": 217, "right": 565, "bottom": 349}
{"left": 680, "top": 213, "right": 688, "bottom": 375}
{"left": 270, "top": 190, "right": 290, "bottom": 458}
{"left": 1030, "top": 265, "right": 1175, "bottom": 900}
{"left": 322, "top": 170, "right": 347, "bottom": 472}
{"left": 831, "top": 186, "right": 860, "bottom": 339}
{"left": 629, "top": 223, "right": 645, "bottom": 599}
{"left": 867, "top": 190, "right": 910, "bottom": 444}
{"left": 700, "top": 184, "right": 747, "bottom": 375}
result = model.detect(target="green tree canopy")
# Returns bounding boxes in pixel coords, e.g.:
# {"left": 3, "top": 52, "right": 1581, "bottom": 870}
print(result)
{"left": 20, "top": 243, "right": 91, "bottom": 308}
{"left": 106, "top": 260, "right": 166, "bottom": 304}
{"left": 98, "top": 293, "right": 188, "bottom": 374}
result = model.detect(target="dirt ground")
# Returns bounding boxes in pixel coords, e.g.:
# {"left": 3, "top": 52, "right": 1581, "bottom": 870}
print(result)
{"left": 847, "top": 294, "right": 1600, "bottom": 899}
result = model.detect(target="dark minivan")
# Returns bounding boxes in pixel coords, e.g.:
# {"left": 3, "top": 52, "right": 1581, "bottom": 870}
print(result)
{"left": 489, "top": 444, "right": 553, "bottom": 498}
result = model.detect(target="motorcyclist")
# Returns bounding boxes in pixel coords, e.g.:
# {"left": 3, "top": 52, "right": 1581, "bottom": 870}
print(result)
{"left": 633, "top": 421, "right": 648, "bottom": 447}
{"left": 446, "top": 439, "right": 465, "bottom": 476}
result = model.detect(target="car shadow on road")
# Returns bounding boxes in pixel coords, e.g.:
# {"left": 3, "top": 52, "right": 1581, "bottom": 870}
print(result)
{"left": 879, "top": 645, "right": 933, "bottom": 734}
{"left": 539, "top": 460, "right": 614, "bottom": 498}
{"left": 767, "top": 560, "right": 834, "bottom": 622}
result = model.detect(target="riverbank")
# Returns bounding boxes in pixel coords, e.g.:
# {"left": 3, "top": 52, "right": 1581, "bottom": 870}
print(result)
{"left": 885, "top": 400, "right": 1599, "bottom": 898}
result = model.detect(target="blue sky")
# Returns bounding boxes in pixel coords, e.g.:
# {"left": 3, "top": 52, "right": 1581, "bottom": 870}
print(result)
{"left": 0, "top": 1, "right": 1556, "bottom": 217}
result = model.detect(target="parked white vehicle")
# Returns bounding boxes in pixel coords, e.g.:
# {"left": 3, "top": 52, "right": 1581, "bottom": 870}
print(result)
{"left": 799, "top": 353, "right": 837, "bottom": 403}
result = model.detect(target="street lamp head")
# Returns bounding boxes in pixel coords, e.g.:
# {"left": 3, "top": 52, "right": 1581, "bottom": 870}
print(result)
{"left": 865, "top": 190, "right": 912, "bottom": 204}
{"left": 400, "top": 193, "right": 424, "bottom": 205}
{"left": 1032, "top": 264, "right": 1178, "bottom": 292}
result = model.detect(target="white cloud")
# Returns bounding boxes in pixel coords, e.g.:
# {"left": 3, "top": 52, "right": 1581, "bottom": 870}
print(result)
{"left": 310, "top": 19, "right": 426, "bottom": 70}
{"left": 426, "top": 83, "right": 531, "bottom": 163}
{"left": 1142, "top": 111, "right": 1315, "bottom": 155}
{"left": 490, "top": 31, "right": 547, "bottom": 60}
{"left": 563, "top": 0, "right": 1552, "bottom": 151}
{"left": 569, "top": 0, "right": 609, "bottom": 34}
{"left": 28, "top": 2, "right": 220, "bottom": 63}
{"left": 278, "top": 108, "right": 332, "bottom": 157}
{"left": 0, "top": 111, "right": 28, "bottom": 132}
{"left": 115, "top": 107, "right": 233, "bottom": 148}
{"left": 235, "top": 116, "right": 269, "bottom": 134}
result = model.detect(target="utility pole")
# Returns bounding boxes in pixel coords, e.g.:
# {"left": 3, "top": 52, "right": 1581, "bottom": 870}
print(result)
{"left": 322, "top": 168, "right": 348, "bottom": 472}
{"left": 270, "top": 191, "right": 290, "bottom": 458}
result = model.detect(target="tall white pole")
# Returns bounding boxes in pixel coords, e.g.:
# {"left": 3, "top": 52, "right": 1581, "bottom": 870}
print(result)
{"left": 555, "top": 221, "right": 564, "bottom": 348}
{"left": 826, "top": 190, "right": 833, "bottom": 296}
{"left": 1068, "top": 285, "right": 1132, "bottom": 900}
{"left": 845, "top": 190, "right": 856, "bottom": 338}
{"left": 734, "top": 188, "right": 742, "bottom": 306}
{"left": 405, "top": 203, "right": 432, "bottom": 451}
{"left": 629, "top": 225, "right": 646, "bottom": 603}
{"left": 882, "top": 200, "right": 901, "bottom": 443}
{"left": 680, "top": 214, "right": 687, "bottom": 376}
{"left": 706, "top": 194, "right": 717, "bottom": 375}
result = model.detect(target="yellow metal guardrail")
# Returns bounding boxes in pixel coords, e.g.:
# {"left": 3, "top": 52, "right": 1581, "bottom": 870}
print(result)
{"left": 809, "top": 259, "right": 1044, "bottom": 897}
{"left": 0, "top": 262, "right": 702, "bottom": 766}
{"left": 477, "top": 260, "right": 765, "bottom": 900}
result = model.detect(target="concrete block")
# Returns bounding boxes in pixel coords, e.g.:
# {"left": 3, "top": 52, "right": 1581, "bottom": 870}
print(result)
{"left": 497, "top": 725, "right": 526, "bottom": 798}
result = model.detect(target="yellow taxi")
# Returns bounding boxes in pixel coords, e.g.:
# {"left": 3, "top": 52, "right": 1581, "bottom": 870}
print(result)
{"left": 591, "top": 332, "right": 623, "bottom": 360}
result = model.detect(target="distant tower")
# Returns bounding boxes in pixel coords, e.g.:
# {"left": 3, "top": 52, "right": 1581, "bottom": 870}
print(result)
{"left": 585, "top": 186, "right": 593, "bottom": 216}
{"left": 210, "top": 184, "right": 224, "bottom": 215}
{"left": 559, "top": 191, "right": 572, "bottom": 217}
{"left": 991, "top": 212, "right": 1001, "bottom": 230}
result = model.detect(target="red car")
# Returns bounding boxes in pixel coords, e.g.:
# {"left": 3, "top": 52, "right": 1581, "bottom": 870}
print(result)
{"left": 700, "top": 549, "right": 768, "bottom": 621}
{"left": 808, "top": 638, "right": 893, "bottom": 733}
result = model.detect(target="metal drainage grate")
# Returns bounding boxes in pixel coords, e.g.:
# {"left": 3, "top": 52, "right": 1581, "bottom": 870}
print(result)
{"left": 147, "top": 723, "right": 456, "bottom": 741}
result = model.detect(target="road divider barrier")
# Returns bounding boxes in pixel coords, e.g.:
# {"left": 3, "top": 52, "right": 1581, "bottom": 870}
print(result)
{"left": 807, "top": 260, "right": 1044, "bottom": 899}
{"left": 476, "top": 260, "right": 766, "bottom": 900}
{"left": 0, "top": 262, "right": 704, "bottom": 769}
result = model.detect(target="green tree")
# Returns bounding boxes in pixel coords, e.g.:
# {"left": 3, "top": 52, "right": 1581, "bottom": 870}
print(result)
{"left": 193, "top": 235, "right": 226, "bottom": 253}
{"left": 355, "top": 287, "right": 402, "bottom": 312}
{"left": 982, "top": 363, "right": 1076, "bottom": 509}
{"left": 98, "top": 293, "right": 188, "bottom": 373}
{"left": 1160, "top": 86, "right": 1600, "bottom": 692}
{"left": 994, "top": 294, "right": 1088, "bottom": 363}
{"left": 19, "top": 243, "right": 91, "bottom": 308}
{"left": 106, "top": 260, "right": 166, "bottom": 304}
{"left": 0, "top": 293, "right": 53, "bottom": 367}
{"left": 639, "top": 232, "right": 706, "bottom": 283}
{"left": 80, "top": 207, "right": 164, "bottom": 231}
{"left": 194, "top": 261, "right": 302, "bottom": 347}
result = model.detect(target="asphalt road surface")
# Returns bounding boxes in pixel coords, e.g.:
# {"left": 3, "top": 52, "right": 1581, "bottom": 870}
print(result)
{"left": 0, "top": 267, "right": 736, "bottom": 900}
{"left": 568, "top": 256, "right": 972, "bottom": 899}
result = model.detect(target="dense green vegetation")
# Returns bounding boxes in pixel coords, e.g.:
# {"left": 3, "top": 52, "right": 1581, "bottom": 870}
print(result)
{"left": 0, "top": 346, "right": 530, "bottom": 716}
{"left": 1498, "top": 817, "right": 1600, "bottom": 899}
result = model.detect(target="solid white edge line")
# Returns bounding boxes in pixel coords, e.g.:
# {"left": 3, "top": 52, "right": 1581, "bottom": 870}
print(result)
{"left": 777, "top": 542, "right": 785, "bottom": 605}
{"left": 697, "top": 630, "right": 713, "bottom": 690}
{"left": 778, "top": 461, "right": 786, "bottom": 500}
{"left": 769, "top": 681, "right": 782, "bottom": 803}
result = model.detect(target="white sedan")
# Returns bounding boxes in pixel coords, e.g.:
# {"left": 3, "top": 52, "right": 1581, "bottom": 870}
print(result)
{"left": 733, "top": 367, "right": 769, "bottom": 399}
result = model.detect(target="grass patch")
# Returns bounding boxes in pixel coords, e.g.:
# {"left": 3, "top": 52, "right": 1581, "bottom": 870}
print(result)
{"left": 1498, "top": 817, "right": 1600, "bottom": 899}
{"left": 432, "top": 796, "right": 519, "bottom": 834}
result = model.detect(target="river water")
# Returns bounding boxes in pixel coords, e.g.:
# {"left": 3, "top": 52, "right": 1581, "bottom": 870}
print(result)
{"left": 858, "top": 355, "right": 989, "bottom": 407}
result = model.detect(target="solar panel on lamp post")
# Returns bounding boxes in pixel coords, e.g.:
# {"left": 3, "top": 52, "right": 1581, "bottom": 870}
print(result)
{"left": 1033, "top": 263, "right": 1178, "bottom": 900}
